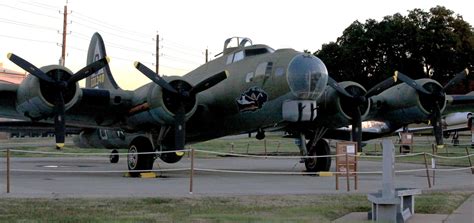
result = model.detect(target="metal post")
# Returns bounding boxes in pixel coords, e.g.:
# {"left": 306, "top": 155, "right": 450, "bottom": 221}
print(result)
{"left": 246, "top": 143, "right": 250, "bottom": 155}
{"left": 345, "top": 152, "right": 350, "bottom": 192}
{"left": 205, "top": 48, "right": 208, "bottom": 63}
{"left": 466, "top": 147, "right": 474, "bottom": 174}
{"left": 354, "top": 154, "right": 358, "bottom": 190}
{"left": 382, "top": 139, "right": 395, "bottom": 198}
{"left": 276, "top": 142, "right": 281, "bottom": 153}
{"left": 264, "top": 139, "right": 267, "bottom": 158}
{"left": 189, "top": 147, "right": 194, "bottom": 194}
{"left": 423, "top": 153, "right": 432, "bottom": 188}
{"left": 432, "top": 144, "right": 436, "bottom": 186}
{"left": 6, "top": 148, "right": 10, "bottom": 193}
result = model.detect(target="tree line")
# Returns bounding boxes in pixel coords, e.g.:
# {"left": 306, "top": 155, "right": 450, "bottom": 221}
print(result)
{"left": 313, "top": 6, "right": 474, "bottom": 94}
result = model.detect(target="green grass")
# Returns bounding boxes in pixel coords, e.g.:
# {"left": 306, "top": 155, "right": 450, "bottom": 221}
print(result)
{"left": 0, "top": 192, "right": 470, "bottom": 222}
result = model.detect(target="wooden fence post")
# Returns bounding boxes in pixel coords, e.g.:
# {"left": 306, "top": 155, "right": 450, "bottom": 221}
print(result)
{"left": 423, "top": 153, "right": 432, "bottom": 188}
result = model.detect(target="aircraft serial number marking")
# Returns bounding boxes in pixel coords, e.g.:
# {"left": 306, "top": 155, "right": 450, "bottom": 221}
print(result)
{"left": 90, "top": 73, "right": 105, "bottom": 87}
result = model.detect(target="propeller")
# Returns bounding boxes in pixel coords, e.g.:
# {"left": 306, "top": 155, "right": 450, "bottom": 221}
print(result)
{"left": 7, "top": 53, "right": 109, "bottom": 148}
{"left": 134, "top": 61, "right": 227, "bottom": 151}
{"left": 396, "top": 69, "right": 469, "bottom": 148}
{"left": 328, "top": 73, "right": 398, "bottom": 151}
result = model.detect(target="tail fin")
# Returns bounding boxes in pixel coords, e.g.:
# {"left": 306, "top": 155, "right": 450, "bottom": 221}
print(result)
{"left": 85, "top": 33, "right": 120, "bottom": 90}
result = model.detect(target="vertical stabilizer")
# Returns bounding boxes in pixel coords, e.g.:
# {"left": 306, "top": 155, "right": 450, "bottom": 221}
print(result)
{"left": 85, "top": 33, "right": 120, "bottom": 90}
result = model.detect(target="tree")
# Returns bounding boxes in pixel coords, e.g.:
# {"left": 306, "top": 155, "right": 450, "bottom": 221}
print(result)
{"left": 314, "top": 6, "right": 474, "bottom": 93}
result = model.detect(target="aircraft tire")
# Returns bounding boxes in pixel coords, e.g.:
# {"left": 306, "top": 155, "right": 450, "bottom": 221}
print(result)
{"left": 159, "top": 147, "right": 183, "bottom": 164}
{"left": 127, "top": 137, "right": 154, "bottom": 176}
{"left": 305, "top": 139, "right": 331, "bottom": 172}
{"left": 109, "top": 149, "right": 119, "bottom": 163}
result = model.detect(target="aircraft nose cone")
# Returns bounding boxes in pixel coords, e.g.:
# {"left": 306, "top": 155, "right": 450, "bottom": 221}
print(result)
{"left": 287, "top": 54, "right": 328, "bottom": 99}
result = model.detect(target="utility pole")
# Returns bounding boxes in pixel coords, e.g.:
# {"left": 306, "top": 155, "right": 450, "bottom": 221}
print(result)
{"left": 60, "top": 4, "right": 69, "bottom": 66}
{"left": 205, "top": 48, "right": 208, "bottom": 63}
{"left": 155, "top": 33, "right": 159, "bottom": 74}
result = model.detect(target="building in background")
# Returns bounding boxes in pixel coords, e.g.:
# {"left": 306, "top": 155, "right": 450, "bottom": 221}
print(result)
{"left": 0, "top": 62, "right": 26, "bottom": 84}
{"left": 0, "top": 63, "right": 26, "bottom": 139}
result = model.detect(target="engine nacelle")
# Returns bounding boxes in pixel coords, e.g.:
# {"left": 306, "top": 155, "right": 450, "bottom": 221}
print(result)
{"left": 16, "top": 65, "right": 81, "bottom": 119}
{"left": 369, "top": 78, "right": 446, "bottom": 124}
{"left": 127, "top": 77, "right": 197, "bottom": 129}
{"left": 315, "top": 81, "right": 370, "bottom": 127}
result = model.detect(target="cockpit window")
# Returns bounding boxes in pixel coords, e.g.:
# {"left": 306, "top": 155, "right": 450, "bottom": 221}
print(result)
{"left": 245, "top": 48, "right": 272, "bottom": 57}
{"left": 233, "top": 51, "right": 244, "bottom": 62}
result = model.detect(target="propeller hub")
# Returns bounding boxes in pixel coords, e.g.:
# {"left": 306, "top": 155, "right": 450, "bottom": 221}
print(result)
{"left": 162, "top": 80, "right": 196, "bottom": 114}
{"left": 419, "top": 82, "right": 445, "bottom": 113}
{"left": 39, "top": 68, "right": 76, "bottom": 105}
{"left": 339, "top": 85, "right": 369, "bottom": 119}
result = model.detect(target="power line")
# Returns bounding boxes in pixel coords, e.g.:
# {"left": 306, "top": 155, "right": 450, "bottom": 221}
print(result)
{"left": 161, "top": 54, "right": 202, "bottom": 65}
{"left": 0, "top": 18, "right": 57, "bottom": 31}
{"left": 0, "top": 34, "right": 57, "bottom": 45}
{"left": 70, "top": 20, "right": 152, "bottom": 45}
{"left": 162, "top": 38, "right": 203, "bottom": 52}
{"left": 0, "top": 3, "right": 60, "bottom": 20}
{"left": 18, "top": 1, "right": 59, "bottom": 11}
{"left": 71, "top": 11, "right": 151, "bottom": 39}
{"left": 161, "top": 44, "right": 204, "bottom": 58}
{"left": 69, "top": 32, "right": 154, "bottom": 55}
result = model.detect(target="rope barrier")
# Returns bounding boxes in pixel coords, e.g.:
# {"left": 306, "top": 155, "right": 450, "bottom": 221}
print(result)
{"left": 7, "top": 149, "right": 191, "bottom": 156}
{"left": 2, "top": 166, "right": 470, "bottom": 175}
{"left": 6, "top": 168, "right": 190, "bottom": 173}
{"left": 3, "top": 148, "right": 474, "bottom": 160}
{"left": 193, "top": 149, "right": 342, "bottom": 159}
{"left": 429, "top": 153, "right": 474, "bottom": 159}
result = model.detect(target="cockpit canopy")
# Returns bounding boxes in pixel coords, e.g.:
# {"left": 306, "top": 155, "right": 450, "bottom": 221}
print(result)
{"left": 223, "top": 37, "right": 274, "bottom": 65}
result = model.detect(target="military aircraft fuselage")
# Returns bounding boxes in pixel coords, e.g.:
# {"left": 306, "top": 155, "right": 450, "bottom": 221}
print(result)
{"left": 126, "top": 38, "right": 329, "bottom": 144}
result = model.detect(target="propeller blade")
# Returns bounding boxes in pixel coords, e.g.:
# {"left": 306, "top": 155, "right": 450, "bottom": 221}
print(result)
{"left": 54, "top": 91, "right": 66, "bottom": 149}
{"left": 327, "top": 76, "right": 354, "bottom": 98}
{"left": 68, "top": 57, "right": 110, "bottom": 85}
{"left": 189, "top": 71, "right": 228, "bottom": 96}
{"left": 396, "top": 71, "right": 432, "bottom": 95}
{"left": 174, "top": 103, "right": 186, "bottom": 150}
{"left": 366, "top": 72, "right": 398, "bottom": 97}
{"left": 7, "top": 53, "right": 55, "bottom": 83}
{"left": 351, "top": 107, "right": 363, "bottom": 152}
{"left": 442, "top": 68, "right": 469, "bottom": 92}
{"left": 432, "top": 103, "right": 444, "bottom": 147}
{"left": 134, "top": 61, "right": 178, "bottom": 94}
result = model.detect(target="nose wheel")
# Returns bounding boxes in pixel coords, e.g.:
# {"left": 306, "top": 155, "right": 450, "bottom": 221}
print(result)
{"left": 304, "top": 139, "right": 331, "bottom": 172}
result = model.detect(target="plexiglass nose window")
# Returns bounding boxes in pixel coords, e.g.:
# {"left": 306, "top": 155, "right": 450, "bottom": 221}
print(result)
{"left": 287, "top": 54, "right": 328, "bottom": 99}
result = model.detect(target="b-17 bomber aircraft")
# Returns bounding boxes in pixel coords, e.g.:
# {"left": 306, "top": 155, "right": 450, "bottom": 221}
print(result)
{"left": 1, "top": 33, "right": 472, "bottom": 174}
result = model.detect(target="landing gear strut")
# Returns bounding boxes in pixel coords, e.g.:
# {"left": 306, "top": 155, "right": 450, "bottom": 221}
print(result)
{"left": 298, "top": 130, "right": 331, "bottom": 172}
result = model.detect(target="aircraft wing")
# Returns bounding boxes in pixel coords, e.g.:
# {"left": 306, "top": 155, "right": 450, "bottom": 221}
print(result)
{"left": 0, "top": 81, "right": 134, "bottom": 130}
{"left": 0, "top": 121, "right": 82, "bottom": 134}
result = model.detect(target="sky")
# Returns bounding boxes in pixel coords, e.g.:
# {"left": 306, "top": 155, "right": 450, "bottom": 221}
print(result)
{"left": 0, "top": 0, "right": 472, "bottom": 90}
